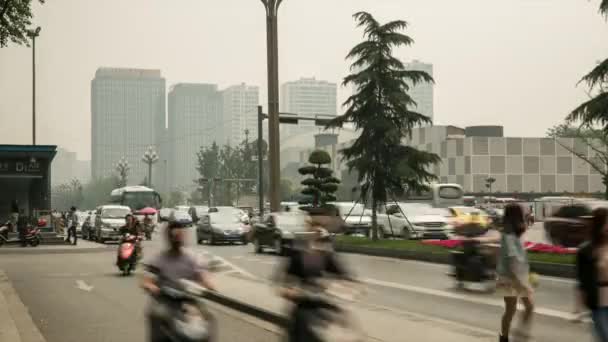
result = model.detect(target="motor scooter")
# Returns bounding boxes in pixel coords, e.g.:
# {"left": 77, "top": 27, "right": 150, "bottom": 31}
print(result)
{"left": 0, "top": 222, "right": 41, "bottom": 247}
{"left": 146, "top": 265, "right": 216, "bottom": 342}
{"left": 116, "top": 233, "right": 140, "bottom": 275}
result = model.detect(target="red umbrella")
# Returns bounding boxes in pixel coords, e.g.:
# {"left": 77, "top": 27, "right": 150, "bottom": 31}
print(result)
{"left": 136, "top": 207, "right": 157, "bottom": 215}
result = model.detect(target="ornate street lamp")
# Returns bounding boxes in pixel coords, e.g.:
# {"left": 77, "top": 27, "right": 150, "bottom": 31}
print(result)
{"left": 115, "top": 157, "right": 130, "bottom": 187}
{"left": 142, "top": 146, "right": 159, "bottom": 187}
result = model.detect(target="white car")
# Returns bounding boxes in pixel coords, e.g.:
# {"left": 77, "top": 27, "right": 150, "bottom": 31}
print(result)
{"left": 376, "top": 203, "right": 453, "bottom": 240}
{"left": 331, "top": 202, "right": 372, "bottom": 236}
{"left": 94, "top": 205, "right": 131, "bottom": 243}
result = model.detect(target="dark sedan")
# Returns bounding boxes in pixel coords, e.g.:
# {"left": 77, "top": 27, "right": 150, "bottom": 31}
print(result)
{"left": 250, "top": 212, "right": 308, "bottom": 256}
{"left": 196, "top": 213, "right": 247, "bottom": 245}
{"left": 543, "top": 201, "right": 608, "bottom": 247}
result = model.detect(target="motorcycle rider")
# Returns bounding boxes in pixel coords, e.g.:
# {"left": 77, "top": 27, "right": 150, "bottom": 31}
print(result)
{"left": 275, "top": 208, "right": 356, "bottom": 342}
{"left": 119, "top": 214, "right": 143, "bottom": 259}
{"left": 143, "top": 214, "right": 153, "bottom": 238}
{"left": 141, "top": 220, "right": 216, "bottom": 342}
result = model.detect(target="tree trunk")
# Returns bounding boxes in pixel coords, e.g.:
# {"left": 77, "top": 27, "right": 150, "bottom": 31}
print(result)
{"left": 371, "top": 196, "right": 378, "bottom": 241}
{"left": 603, "top": 174, "right": 608, "bottom": 200}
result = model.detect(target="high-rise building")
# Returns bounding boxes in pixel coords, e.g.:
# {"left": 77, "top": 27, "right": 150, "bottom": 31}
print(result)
{"left": 91, "top": 68, "right": 166, "bottom": 184}
{"left": 222, "top": 84, "right": 259, "bottom": 146}
{"left": 51, "top": 147, "right": 90, "bottom": 186}
{"left": 167, "top": 83, "right": 223, "bottom": 189}
{"left": 404, "top": 60, "right": 434, "bottom": 123}
{"left": 280, "top": 78, "right": 337, "bottom": 139}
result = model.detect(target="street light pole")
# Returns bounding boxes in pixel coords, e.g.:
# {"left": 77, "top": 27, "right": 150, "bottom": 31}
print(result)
{"left": 142, "top": 146, "right": 159, "bottom": 188}
{"left": 257, "top": 106, "right": 265, "bottom": 216}
{"left": 28, "top": 27, "right": 41, "bottom": 146}
{"left": 261, "top": 0, "right": 283, "bottom": 213}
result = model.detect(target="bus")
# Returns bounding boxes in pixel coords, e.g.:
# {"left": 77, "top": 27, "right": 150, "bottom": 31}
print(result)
{"left": 110, "top": 186, "right": 162, "bottom": 212}
{"left": 404, "top": 183, "right": 465, "bottom": 208}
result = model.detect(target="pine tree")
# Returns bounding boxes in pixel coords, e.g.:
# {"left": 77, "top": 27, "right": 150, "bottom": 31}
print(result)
{"left": 327, "top": 12, "right": 440, "bottom": 240}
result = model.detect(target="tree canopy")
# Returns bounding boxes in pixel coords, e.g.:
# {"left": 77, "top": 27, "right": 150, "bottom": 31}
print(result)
{"left": 326, "top": 11, "right": 440, "bottom": 239}
{"left": 0, "top": 0, "right": 44, "bottom": 47}
{"left": 298, "top": 150, "right": 340, "bottom": 207}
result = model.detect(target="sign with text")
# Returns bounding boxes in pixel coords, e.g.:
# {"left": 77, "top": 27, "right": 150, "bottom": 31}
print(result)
{"left": 0, "top": 160, "right": 44, "bottom": 176}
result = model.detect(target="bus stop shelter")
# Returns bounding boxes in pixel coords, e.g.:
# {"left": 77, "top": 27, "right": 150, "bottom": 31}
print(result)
{"left": 0, "top": 145, "right": 57, "bottom": 223}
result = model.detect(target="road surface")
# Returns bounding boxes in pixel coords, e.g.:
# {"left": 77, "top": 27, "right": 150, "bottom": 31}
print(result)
{"left": 0, "top": 226, "right": 590, "bottom": 342}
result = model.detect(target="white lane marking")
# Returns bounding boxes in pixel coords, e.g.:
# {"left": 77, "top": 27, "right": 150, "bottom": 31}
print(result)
{"left": 361, "top": 277, "right": 579, "bottom": 322}
{"left": 202, "top": 253, "right": 259, "bottom": 280}
{"left": 231, "top": 256, "right": 244, "bottom": 260}
{"left": 75, "top": 280, "right": 94, "bottom": 292}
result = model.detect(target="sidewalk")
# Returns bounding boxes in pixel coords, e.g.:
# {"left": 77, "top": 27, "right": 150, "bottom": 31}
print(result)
{"left": 214, "top": 272, "right": 496, "bottom": 342}
{"left": 0, "top": 240, "right": 110, "bottom": 254}
{"left": 0, "top": 271, "right": 45, "bottom": 342}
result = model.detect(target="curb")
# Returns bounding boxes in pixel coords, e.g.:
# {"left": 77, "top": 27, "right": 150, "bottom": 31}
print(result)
{"left": 335, "top": 244, "right": 576, "bottom": 279}
{"left": 0, "top": 271, "right": 46, "bottom": 342}
{"left": 0, "top": 247, "right": 112, "bottom": 255}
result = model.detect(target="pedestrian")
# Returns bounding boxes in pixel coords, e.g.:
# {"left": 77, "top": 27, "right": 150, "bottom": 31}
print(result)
{"left": 497, "top": 203, "right": 534, "bottom": 342}
{"left": 66, "top": 206, "right": 78, "bottom": 245}
{"left": 10, "top": 200, "right": 19, "bottom": 227}
{"left": 575, "top": 207, "right": 608, "bottom": 340}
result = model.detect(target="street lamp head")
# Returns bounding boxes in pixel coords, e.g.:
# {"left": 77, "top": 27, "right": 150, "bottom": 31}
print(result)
{"left": 28, "top": 26, "right": 41, "bottom": 38}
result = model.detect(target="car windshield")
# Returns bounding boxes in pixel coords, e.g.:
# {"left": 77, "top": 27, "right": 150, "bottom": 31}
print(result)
{"left": 172, "top": 211, "right": 191, "bottom": 220}
{"left": 277, "top": 214, "right": 306, "bottom": 231}
{"left": 398, "top": 204, "right": 433, "bottom": 216}
{"left": 336, "top": 203, "right": 365, "bottom": 216}
{"left": 210, "top": 214, "right": 240, "bottom": 224}
{"left": 123, "top": 192, "right": 160, "bottom": 211}
{"left": 102, "top": 208, "right": 130, "bottom": 218}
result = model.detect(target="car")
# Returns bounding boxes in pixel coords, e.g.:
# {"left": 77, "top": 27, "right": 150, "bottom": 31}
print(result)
{"left": 376, "top": 203, "right": 453, "bottom": 240}
{"left": 76, "top": 211, "right": 88, "bottom": 236}
{"left": 331, "top": 202, "right": 371, "bottom": 236}
{"left": 174, "top": 205, "right": 190, "bottom": 213}
{"left": 169, "top": 210, "right": 193, "bottom": 226}
{"left": 449, "top": 206, "right": 492, "bottom": 227}
{"left": 250, "top": 212, "right": 308, "bottom": 255}
{"left": 543, "top": 201, "right": 608, "bottom": 247}
{"left": 196, "top": 212, "right": 248, "bottom": 245}
{"left": 94, "top": 205, "right": 131, "bottom": 243}
{"left": 81, "top": 211, "right": 96, "bottom": 240}
{"left": 189, "top": 206, "right": 209, "bottom": 224}
{"left": 159, "top": 208, "right": 172, "bottom": 222}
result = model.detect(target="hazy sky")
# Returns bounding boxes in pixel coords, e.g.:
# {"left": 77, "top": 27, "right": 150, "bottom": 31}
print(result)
{"left": 1, "top": 0, "right": 607, "bottom": 160}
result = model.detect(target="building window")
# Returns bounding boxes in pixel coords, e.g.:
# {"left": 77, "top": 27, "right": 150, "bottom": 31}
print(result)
{"left": 557, "top": 157, "right": 573, "bottom": 174}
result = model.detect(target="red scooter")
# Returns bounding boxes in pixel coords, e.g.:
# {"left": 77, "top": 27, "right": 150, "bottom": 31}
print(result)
{"left": 116, "top": 233, "right": 141, "bottom": 276}
{"left": 0, "top": 222, "right": 41, "bottom": 247}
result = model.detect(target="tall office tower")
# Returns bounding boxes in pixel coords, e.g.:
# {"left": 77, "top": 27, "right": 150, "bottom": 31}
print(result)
{"left": 280, "top": 78, "right": 337, "bottom": 138}
{"left": 404, "top": 60, "right": 434, "bottom": 123}
{"left": 91, "top": 68, "right": 165, "bottom": 184}
{"left": 167, "top": 83, "right": 223, "bottom": 189}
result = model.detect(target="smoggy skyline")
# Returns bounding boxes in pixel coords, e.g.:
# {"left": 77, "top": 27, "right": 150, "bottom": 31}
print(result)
{"left": 1, "top": 0, "right": 607, "bottom": 160}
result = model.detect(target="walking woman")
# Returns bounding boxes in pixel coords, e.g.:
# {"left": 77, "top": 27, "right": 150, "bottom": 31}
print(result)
{"left": 576, "top": 207, "right": 608, "bottom": 341}
{"left": 497, "top": 203, "right": 534, "bottom": 342}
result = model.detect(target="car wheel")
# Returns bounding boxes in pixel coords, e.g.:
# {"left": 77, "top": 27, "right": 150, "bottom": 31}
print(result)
{"left": 253, "top": 238, "right": 262, "bottom": 254}
{"left": 401, "top": 227, "right": 411, "bottom": 240}
{"left": 274, "top": 238, "right": 283, "bottom": 256}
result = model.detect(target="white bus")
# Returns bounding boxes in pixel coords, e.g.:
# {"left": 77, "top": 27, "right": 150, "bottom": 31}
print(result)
{"left": 110, "top": 186, "right": 162, "bottom": 212}
{"left": 404, "top": 183, "right": 465, "bottom": 208}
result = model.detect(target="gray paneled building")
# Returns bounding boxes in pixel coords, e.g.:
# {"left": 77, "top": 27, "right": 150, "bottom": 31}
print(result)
{"left": 405, "top": 125, "right": 603, "bottom": 194}
{"left": 91, "top": 68, "right": 166, "bottom": 183}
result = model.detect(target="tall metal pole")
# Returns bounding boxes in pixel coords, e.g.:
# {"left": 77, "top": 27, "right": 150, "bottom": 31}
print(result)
{"left": 262, "top": 0, "right": 282, "bottom": 213}
{"left": 148, "top": 163, "right": 152, "bottom": 187}
{"left": 31, "top": 33, "right": 37, "bottom": 145}
{"left": 257, "top": 106, "right": 264, "bottom": 216}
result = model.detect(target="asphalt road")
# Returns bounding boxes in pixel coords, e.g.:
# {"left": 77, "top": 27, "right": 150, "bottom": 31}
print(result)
{"left": 192, "top": 241, "right": 591, "bottom": 342}
{"left": 0, "top": 242, "right": 279, "bottom": 342}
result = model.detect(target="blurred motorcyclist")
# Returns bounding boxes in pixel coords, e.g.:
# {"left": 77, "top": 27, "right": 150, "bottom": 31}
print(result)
{"left": 276, "top": 207, "right": 355, "bottom": 342}
{"left": 141, "top": 220, "right": 216, "bottom": 342}
{"left": 120, "top": 214, "right": 143, "bottom": 259}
